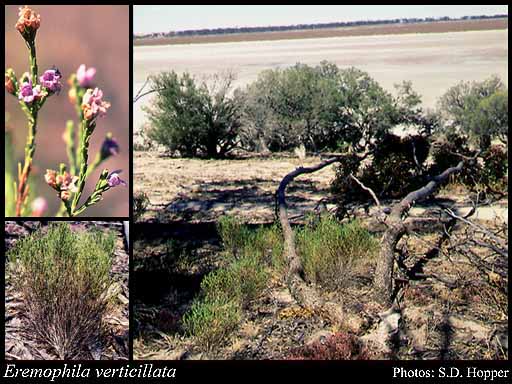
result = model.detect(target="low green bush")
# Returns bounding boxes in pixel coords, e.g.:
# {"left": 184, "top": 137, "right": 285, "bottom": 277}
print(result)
{"left": 8, "top": 223, "right": 115, "bottom": 359}
{"left": 251, "top": 224, "right": 285, "bottom": 271}
{"left": 200, "top": 254, "right": 269, "bottom": 306}
{"left": 218, "top": 216, "right": 284, "bottom": 268}
{"left": 230, "top": 255, "right": 269, "bottom": 303}
{"left": 184, "top": 217, "right": 281, "bottom": 346}
{"left": 296, "top": 215, "right": 378, "bottom": 289}
{"left": 182, "top": 296, "right": 241, "bottom": 349}
{"left": 217, "top": 216, "right": 252, "bottom": 259}
{"left": 184, "top": 215, "right": 378, "bottom": 348}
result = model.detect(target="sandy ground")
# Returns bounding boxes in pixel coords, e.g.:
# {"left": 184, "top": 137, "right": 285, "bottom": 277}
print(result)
{"left": 134, "top": 29, "right": 508, "bottom": 131}
{"left": 134, "top": 152, "right": 508, "bottom": 224}
{"left": 135, "top": 152, "right": 333, "bottom": 223}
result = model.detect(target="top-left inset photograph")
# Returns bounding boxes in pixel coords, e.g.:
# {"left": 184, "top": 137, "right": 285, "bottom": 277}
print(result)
{"left": 5, "top": 5, "right": 129, "bottom": 217}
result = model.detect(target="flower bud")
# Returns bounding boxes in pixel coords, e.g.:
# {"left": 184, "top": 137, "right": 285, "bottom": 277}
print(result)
{"left": 5, "top": 69, "right": 18, "bottom": 95}
{"left": 15, "top": 6, "right": 40, "bottom": 41}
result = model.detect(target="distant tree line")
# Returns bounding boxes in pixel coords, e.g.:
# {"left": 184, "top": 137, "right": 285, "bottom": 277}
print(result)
{"left": 133, "top": 14, "right": 508, "bottom": 40}
{"left": 142, "top": 62, "right": 507, "bottom": 164}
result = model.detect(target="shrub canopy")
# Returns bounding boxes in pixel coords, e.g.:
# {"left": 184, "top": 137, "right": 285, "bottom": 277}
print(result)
{"left": 438, "top": 76, "right": 508, "bottom": 149}
{"left": 144, "top": 71, "right": 241, "bottom": 158}
{"left": 8, "top": 223, "right": 115, "bottom": 359}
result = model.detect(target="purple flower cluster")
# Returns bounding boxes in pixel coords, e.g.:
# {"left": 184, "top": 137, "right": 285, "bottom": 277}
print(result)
{"left": 76, "top": 64, "right": 96, "bottom": 88}
{"left": 18, "top": 80, "right": 42, "bottom": 104}
{"left": 39, "top": 68, "right": 62, "bottom": 93}
{"left": 107, "top": 170, "right": 126, "bottom": 188}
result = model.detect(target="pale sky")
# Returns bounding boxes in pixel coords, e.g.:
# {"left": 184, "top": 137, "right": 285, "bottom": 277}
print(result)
{"left": 134, "top": 5, "right": 508, "bottom": 34}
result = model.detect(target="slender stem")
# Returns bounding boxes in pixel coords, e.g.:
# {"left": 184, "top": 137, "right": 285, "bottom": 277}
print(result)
{"left": 75, "top": 117, "right": 83, "bottom": 171}
{"left": 14, "top": 37, "right": 39, "bottom": 216}
{"left": 73, "top": 172, "right": 110, "bottom": 216}
{"left": 71, "top": 119, "right": 93, "bottom": 215}
{"left": 28, "top": 41, "right": 38, "bottom": 85}
{"left": 65, "top": 120, "right": 77, "bottom": 176}
{"left": 15, "top": 107, "right": 38, "bottom": 216}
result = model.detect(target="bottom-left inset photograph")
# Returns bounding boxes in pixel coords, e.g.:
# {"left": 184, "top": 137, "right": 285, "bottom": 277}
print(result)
{"left": 5, "top": 221, "right": 129, "bottom": 360}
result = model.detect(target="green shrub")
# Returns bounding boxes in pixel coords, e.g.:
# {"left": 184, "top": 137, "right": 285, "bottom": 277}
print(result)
{"left": 182, "top": 296, "right": 241, "bottom": 349}
{"left": 438, "top": 76, "right": 507, "bottom": 150}
{"left": 201, "top": 255, "right": 269, "bottom": 305}
{"left": 218, "top": 217, "right": 284, "bottom": 268}
{"left": 144, "top": 71, "right": 241, "bottom": 158}
{"left": 7, "top": 223, "right": 115, "bottom": 359}
{"left": 251, "top": 224, "right": 285, "bottom": 271}
{"left": 230, "top": 255, "right": 269, "bottom": 303}
{"left": 296, "top": 215, "right": 378, "bottom": 289}
{"left": 200, "top": 267, "right": 242, "bottom": 302}
{"left": 239, "top": 63, "right": 409, "bottom": 152}
{"left": 184, "top": 218, "right": 280, "bottom": 347}
{"left": 217, "top": 216, "right": 252, "bottom": 259}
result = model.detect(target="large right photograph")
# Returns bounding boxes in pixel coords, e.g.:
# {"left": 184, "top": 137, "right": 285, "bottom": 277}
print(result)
{"left": 132, "top": 5, "right": 508, "bottom": 360}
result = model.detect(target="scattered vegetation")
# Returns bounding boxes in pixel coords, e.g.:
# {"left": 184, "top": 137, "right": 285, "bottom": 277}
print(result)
{"left": 183, "top": 215, "right": 379, "bottom": 347}
{"left": 136, "top": 61, "right": 508, "bottom": 360}
{"left": 7, "top": 223, "right": 115, "bottom": 359}
{"left": 182, "top": 296, "right": 241, "bottom": 349}
{"left": 183, "top": 217, "right": 281, "bottom": 347}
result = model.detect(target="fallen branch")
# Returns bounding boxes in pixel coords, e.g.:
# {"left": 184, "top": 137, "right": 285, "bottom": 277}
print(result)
{"left": 349, "top": 174, "right": 381, "bottom": 207}
{"left": 372, "top": 158, "right": 466, "bottom": 307}
{"left": 276, "top": 156, "right": 347, "bottom": 325}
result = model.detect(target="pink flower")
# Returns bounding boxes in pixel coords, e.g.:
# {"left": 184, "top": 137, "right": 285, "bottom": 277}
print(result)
{"left": 107, "top": 170, "right": 127, "bottom": 187}
{"left": 15, "top": 6, "right": 40, "bottom": 35}
{"left": 39, "top": 68, "right": 62, "bottom": 93}
{"left": 18, "top": 80, "right": 42, "bottom": 104}
{"left": 76, "top": 64, "right": 96, "bottom": 88}
{"left": 45, "top": 169, "right": 78, "bottom": 200}
{"left": 82, "top": 87, "right": 110, "bottom": 120}
{"left": 56, "top": 172, "right": 79, "bottom": 193}
{"left": 31, "top": 197, "right": 47, "bottom": 217}
{"left": 44, "top": 169, "right": 57, "bottom": 188}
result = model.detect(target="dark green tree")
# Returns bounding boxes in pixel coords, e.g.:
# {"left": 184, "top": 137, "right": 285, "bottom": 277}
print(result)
{"left": 438, "top": 76, "right": 508, "bottom": 150}
{"left": 144, "top": 71, "right": 241, "bottom": 158}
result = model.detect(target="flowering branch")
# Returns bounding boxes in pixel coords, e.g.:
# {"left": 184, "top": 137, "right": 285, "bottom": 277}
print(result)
{"left": 53, "top": 85, "right": 123, "bottom": 216}
{"left": 7, "top": 6, "right": 125, "bottom": 217}
{"left": 9, "top": 6, "right": 46, "bottom": 216}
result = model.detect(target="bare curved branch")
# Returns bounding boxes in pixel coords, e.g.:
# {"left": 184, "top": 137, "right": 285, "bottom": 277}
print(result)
{"left": 373, "top": 158, "right": 466, "bottom": 307}
{"left": 276, "top": 156, "right": 349, "bottom": 325}
{"left": 349, "top": 173, "right": 381, "bottom": 207}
